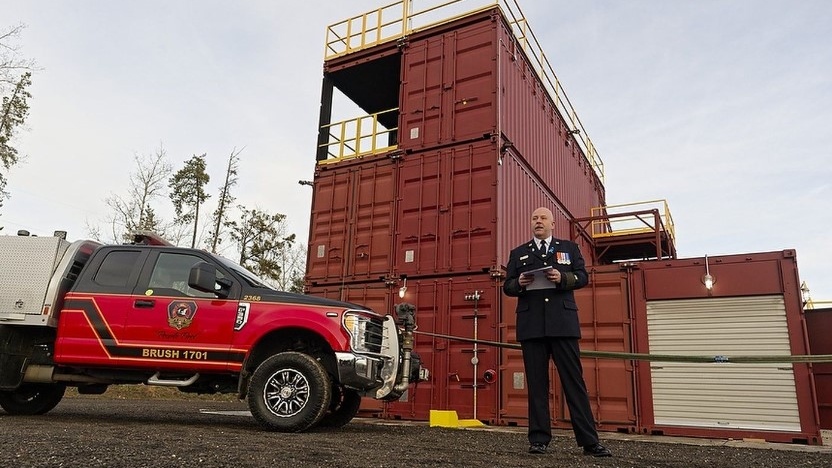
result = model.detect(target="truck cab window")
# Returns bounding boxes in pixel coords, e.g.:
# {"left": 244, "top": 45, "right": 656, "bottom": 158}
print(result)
{"left": 95, "top": 250, "right": 141, "bottom": 287}
{"left": 149, "top": 252, "right": 227, "bottom": 298}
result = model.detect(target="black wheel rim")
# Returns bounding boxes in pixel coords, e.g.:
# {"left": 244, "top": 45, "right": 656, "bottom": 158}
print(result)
{"left": 263, "top": 368, "right": 310, "bottom": 418}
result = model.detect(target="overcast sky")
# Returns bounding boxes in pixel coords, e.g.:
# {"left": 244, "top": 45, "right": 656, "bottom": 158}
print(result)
{"left": 3, "top": 1, "right": 830, "bottom": 301}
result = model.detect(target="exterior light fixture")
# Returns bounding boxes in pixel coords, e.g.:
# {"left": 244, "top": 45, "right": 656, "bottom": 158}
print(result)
{"left": 701, "top": 254, "right": 715, "bottom": 291}
{"left": 398, "top": 277, "right": 408, "bottom": 298}
{"left": 800, "top": 281, "right": 812, "bottom": 307}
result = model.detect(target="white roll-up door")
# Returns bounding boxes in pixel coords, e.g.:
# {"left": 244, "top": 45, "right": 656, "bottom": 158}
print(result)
{"left": 646, "top": 295, "right": 801, "bottom": 432}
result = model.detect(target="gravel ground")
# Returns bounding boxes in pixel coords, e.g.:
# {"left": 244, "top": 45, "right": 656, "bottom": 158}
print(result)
{"left": 1, "top": 397, "right": 829, "bottom": 468}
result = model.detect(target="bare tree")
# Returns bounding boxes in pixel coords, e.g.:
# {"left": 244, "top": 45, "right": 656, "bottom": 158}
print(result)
{"left": 208, "top": 147, "right": 243, "bottom": 253}
{"left": 101, "top": 144, "right": 172, "bottom": 242}
{"left": 1, "top": 24, "right": 36, "bottom": 87}
{"left": 275, "top": 242, "right": 307, "bottom": 292}
{"left": 0, "top": 24, "right": 36, "bottom": 227}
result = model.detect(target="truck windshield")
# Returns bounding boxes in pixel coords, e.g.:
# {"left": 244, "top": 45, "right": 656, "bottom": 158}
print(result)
{"left": 214, "top": 256, "right": 275, "bottom": 290}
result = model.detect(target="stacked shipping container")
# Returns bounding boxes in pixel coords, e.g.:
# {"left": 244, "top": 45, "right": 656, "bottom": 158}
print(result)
{"left": 308, "top": 6, "right": 606, "bottom": 426}
{"left": 307, "top": 1, "right": 822, "bottom": 444}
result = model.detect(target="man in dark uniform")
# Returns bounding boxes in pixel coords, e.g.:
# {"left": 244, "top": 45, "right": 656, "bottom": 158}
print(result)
{"left": 503, "top": 207, "right": 612, "bottom": 457}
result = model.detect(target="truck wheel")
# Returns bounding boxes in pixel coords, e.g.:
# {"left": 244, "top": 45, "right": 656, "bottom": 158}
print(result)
{"left": 0, "top": 383, "right": 66, "bottom": 415}
{"left": 247, "top": 352, "right": 331, "bottom": 432}
{"left": 317, "top": 384, "right": 362, "bottom": 428}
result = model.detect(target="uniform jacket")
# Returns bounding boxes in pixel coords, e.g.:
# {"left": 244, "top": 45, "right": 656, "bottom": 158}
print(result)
{"left": 503, "top": 237, "right": 588, "bottom": 340}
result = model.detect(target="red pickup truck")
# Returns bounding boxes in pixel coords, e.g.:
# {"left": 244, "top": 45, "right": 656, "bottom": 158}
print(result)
{"left": 0, "top": 231, "right": 425, "bottom": 432}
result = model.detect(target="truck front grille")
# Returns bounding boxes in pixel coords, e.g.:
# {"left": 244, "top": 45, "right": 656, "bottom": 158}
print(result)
{"left": 363, "top": 318, "right": 384, "bottom": 354}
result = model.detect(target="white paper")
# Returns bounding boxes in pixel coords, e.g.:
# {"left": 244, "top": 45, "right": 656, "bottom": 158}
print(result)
{"left": 522, "top": 266, "right": 556, "bottom": 291}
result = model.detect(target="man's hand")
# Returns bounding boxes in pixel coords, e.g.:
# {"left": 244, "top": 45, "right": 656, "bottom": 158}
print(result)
{"left": 546, "top": 269, "right": 561, "bottom": 284}
{"left": 519, "top": 273, "right": 533, "bottom": 287}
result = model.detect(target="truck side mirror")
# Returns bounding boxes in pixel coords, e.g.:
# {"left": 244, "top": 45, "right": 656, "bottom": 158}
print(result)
{"left": 189, "top": 262, "right": 230, "bottom": 299}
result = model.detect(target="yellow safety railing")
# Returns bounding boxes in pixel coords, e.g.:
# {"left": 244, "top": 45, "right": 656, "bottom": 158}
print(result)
{"left": 324, "top": 0, "right": 605, "bottom": 183}
{"left": 589, "top": 200, "right": 675, "bottom": 243}
{"left": 805, "top": 299, "right": 832, "bottom": 310}
{"left": 318, "top": 108, "right": 399, "bottom": 164}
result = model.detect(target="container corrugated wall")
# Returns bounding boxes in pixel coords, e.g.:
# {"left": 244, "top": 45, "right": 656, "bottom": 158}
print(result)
{"left": 399, "top": 8, "right": 605, "bottom": 219}
{"left": 496, "top": 147, "right": 598, "bottom": 268}
{"left": 804, "top": 308, "right": 832, "bottom": 429}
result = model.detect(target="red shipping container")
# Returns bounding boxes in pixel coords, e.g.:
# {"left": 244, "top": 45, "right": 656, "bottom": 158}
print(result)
{"left": 306, "top": 153, "right": 397, "bottom": 286}
{"left": 400, "top": 11, "right": 497, "bottom": 151}
{"left": 630, "top": 250, "right": 823, "bottom": 444}
{"left": 384, "top": 274, "right": 502, "bottom": 422}
{"left": 499, "top": 265, "right": 638, "bottom": 433}
{"left": 316, "top": 8, "right": 606, "bottom": 279}
{"left": 399, "top": 8, "right": 605, "bottom": 209}
{"left": 805, "top": 307, "right": 832, "bottom": 429}
{"left": 393, "top": 139, "right": 600, "bottom": 276}
{"left": 306, "top": 138, "right": 603, "bottom": 284}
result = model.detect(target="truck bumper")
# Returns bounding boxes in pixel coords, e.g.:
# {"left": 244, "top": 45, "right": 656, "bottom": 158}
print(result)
{"left": 335, "top": 315, "right": 404, "bottom": 399}
{"left": 334, "top": 352, "right": 388, "bottom": 396}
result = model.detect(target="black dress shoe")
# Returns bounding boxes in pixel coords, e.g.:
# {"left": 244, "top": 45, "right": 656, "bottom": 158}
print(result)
{"left": 582, "top": 443, "right": 612, "bottom": 457}
{"left": 528, "top": 443, "right": 548, "bottom": 454}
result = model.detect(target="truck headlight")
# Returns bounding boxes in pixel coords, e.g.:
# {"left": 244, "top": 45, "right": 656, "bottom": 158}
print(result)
{"left": 342, "top": 311, "right": 382, "bottom": 354}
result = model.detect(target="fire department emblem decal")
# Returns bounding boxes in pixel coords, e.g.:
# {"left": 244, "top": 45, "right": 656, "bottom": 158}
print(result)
{"left": 167, "top": 301, "right": 198, "bottom": 330}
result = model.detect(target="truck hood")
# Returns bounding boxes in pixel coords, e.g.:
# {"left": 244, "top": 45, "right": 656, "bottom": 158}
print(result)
{"left": 256, "top": 291, "right": 370, "bottom": 312}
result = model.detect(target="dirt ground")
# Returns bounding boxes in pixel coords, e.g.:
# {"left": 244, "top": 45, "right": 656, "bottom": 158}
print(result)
{"left": 1, "top": 395, "right": 830, "bottom": 468}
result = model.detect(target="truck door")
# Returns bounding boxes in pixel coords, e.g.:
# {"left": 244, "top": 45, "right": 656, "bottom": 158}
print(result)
{"left": 56, "top": 247, "right": 149, "bottom": 366}
{"left": 123, "top": 250, "right": 242, "bottom": 372}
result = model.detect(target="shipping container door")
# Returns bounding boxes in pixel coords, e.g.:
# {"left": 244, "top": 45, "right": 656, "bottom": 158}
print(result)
{"left": 386, "top": 275, "right": 501, "bottom": 422}
{"left": 400, "top": 14, "right": 497, "bottom": 152}
{"left": 573, "top": 267, "right": 637, "bottom": 431}
{"left": 395, "top": 142, "right": 498, "bottom": 277}
{"left": 307, "top": 155, "right": 397, "bottom": 285}
{"left": 646, "top": 296, "right": 801, "bottom": 432}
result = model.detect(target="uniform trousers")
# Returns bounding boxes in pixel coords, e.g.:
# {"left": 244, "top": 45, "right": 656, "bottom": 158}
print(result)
{"left": 521, "top": 337, "right": 599, "bottom": 447}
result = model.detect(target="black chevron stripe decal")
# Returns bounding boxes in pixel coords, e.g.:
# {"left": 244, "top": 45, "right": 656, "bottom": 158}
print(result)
{"left": 63, "top": 298, "right": 245, "bottom": 364}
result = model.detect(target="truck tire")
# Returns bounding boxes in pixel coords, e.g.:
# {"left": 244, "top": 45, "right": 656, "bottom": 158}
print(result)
{"left": 317, "top": 384, "right": 362, "bottom": 428}
{"left": 247, "top": 352, "right": 331, "bottom": 432}
{"left": 0, "top": 383, "right": 66, "bottom": 415}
